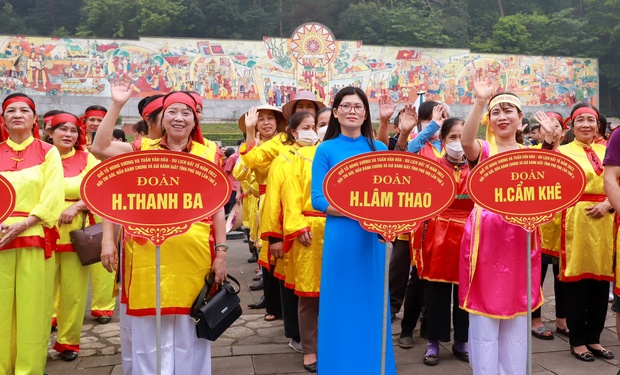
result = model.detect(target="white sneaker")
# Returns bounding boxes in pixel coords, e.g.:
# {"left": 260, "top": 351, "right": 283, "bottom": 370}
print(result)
{"left": 288, "top": 338, "right": 302, "bottom": 353}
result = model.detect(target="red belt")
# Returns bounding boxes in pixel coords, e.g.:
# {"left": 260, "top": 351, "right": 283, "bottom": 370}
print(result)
{"left": 302, "top": 211, "right": 326, "bottom": 218}
{"left": 10, "top": 211, "right": 58, "bottom": 259}
{"left": 579, "top": 194, "right": 606, "bottom": 202}
{"left": 259, "top": 184, "right": 267, "bottom": 196}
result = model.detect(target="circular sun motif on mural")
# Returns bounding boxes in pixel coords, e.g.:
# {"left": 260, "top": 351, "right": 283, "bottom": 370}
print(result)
{"left": 290, "top": 23, "right": 336, "bottom": 67}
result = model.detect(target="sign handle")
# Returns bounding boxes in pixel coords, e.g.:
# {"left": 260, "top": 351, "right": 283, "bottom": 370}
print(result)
{"left": 380, "top": 241, "right": 391, "bottom": 375}
{"left": 156, "top": 244, "right": 162, "bottom": 375}
{"left": 526, "top": 233, "right": 532, "bottom": 375}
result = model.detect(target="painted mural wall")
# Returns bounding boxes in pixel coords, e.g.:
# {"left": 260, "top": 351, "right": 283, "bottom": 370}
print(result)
{"left": 0, "top": 23, "right": 599, "bottom": 108}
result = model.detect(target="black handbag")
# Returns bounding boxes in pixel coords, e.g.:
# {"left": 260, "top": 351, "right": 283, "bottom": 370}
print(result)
{"left": 190, "top": 273, "right": 242, "bottom": 341}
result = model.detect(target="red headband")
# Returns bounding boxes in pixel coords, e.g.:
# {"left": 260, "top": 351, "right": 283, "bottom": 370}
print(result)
{"left": 84, "top": 109, "right": 107, "bottom": 120}
{"left": 571, "top": 107, "right": 598, "bottom": 122}
{"left": 51, "top": 113, "right": 81, "bottom": 129}
{"left": 545, "top": 112, "right": 568, "bottom": 130}
{"left": 163, "top": 92, "right": 197, "bottom": 114}
{"left": 142, "top": 97, "right": 164, "bottom": 121}
{"left": 51, "top": 113, "right": 86, "bottom": 151}
{"left": 2, "top": 96, "right": 36, "bottom": 114}
{"left": 2, "top": 96, "right": 40, "bottom": 139}
{"left": 44, "top": 116, "right": 54, "bottom": 124}
{"left": 162, "top": 92, "right": 204, "bottom": 144}
{"left": 189, "top": 92, "right": 202, "bottom": 107}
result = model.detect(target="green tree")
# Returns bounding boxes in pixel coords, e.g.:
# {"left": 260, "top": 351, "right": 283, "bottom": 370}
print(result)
{"left": 132, "top": 0, "right": 186, "bottom": 36}
{"left": 76, "top": 0, "right": 139, "bottom": 38}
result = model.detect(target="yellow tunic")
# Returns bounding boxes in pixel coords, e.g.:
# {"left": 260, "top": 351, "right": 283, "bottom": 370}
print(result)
{"left": 239, "top": 132, "right": 288, "bottom": 180}
{"left": 282, "top": 146, "right": 325, "bottom": 296}
{"left": 539, "top": 212, "right": 561, "bottom": 257}
{"left": 56, "top": 150, "right": 101, "bottom": 250}
{"left": 123, "top": 139, "right": 216, "bottom": 316}
{"left": 53, "top": 149, "right": 101, "bottom": 352}
{"left": 0, "top": 137, "right": 64, "bottom": 242}
{"left": 0, "top": 136, "right": 64, "bottom": 375}
{"left": 260, "top": 145, "right": 299, "bottom": 277}
{"left": 558, "top": 140, "right": 614, "bottom": 282}
{"left": 233, "top": 159, "right": 259, "bottom": 244}
{"left": 239, "top": 133, "right": 288, "bottom": 269}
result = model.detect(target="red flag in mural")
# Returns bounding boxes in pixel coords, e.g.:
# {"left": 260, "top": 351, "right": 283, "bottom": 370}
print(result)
{"left": 211, "top": 45, "right": 224, "bottom": 55}
{"left": 396, "top": 49, "right": 420, "bottom": 61}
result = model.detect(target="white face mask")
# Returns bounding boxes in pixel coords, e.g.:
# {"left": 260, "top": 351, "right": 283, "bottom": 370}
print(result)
{"left": 445, "top": 141, "right": 464, "bottom": 160}
{"left": 317, "top": 126, "right": 327, "bottom": 142}
{"left": 296, "top": 130, "right": 319, "bottom": 146}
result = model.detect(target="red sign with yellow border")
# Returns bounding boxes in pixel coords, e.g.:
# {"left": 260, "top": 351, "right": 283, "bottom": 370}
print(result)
{"left": 0, "top": 174, "right": 16, "bottom": 223}
{"left": 81, "top": 150, "right": 231, "bottom": 245}
{"left": 468, "top": 149, "right": 586, "bottom": 231}
{"left": 323, "top": 151, "right": 457, "bottom": 241}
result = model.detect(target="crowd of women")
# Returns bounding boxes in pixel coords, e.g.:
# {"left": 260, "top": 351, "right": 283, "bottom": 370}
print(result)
{"left": 0, "top": 87, "right": 227, "bottom": 375}
{"left": 232, "top": 79, "right": 619, "bottom": 375}
{"left": 0, "top": 78, "right": 617, "bottom": 375}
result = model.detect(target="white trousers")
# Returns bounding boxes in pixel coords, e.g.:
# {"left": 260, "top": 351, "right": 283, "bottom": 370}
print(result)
{"left": 122, "top": 308, "right": 212, "bottom": 375}
{"left": 469, "top": 314, "right": 527, "bottom": 375}
{"left": 120, "top": 303, "right": 134, "bottom": 375}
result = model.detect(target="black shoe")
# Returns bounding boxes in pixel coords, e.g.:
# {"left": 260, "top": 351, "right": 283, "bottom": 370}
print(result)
{"left": 452, "top": 344, "right": 469, "bottom": 363}
{"left": 61, "top": 350, "right": 78, "bottom": 362}
{"left": 247, "top": 253, "right": 258, "bottom": 263}
{"left": 570, "top": 346, "right": 595, "bottom": 362}
{"left": 97, "top": 316, "right": 111, "bottom": 324}
{"left": 303, "top": 362, "right": 317, "bottom": 373}
{"left": 249, "top": 280, "right": 264, "bottom": 291}
{"left": 423, "top": 353, "right": 438, "bottom": 366}
{"left": 398, "top": 336, "right": 414, "bottom": 349}
{"left": 586, "top": 345, "right": 614, "bottom": 359}
{"left": 248, "top": 296, "right": 266, "bottom": 309}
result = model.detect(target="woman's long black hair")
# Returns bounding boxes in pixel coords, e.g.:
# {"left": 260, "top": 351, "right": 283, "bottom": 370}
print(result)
{"left": 323, "top": 86, "right": 376, "bottom": 151}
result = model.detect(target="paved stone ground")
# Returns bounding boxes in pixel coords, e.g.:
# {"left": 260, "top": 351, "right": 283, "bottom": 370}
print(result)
{"left": 45, "top": 236, "right": 620, "bottom": 374}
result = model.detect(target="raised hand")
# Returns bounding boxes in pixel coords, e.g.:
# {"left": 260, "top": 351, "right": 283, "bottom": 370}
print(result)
{"left": 379, "top": 98, "right": 396, "bottom": 121}
{"left": 534, "top": 112, "right": 554, "bottom": 136}
{"left": 244, "top": 107, "right": 259, "bottom": 132}
{"left": 431, "top": 104, "right": 446, "bottom": 126}
{"left": 535, "top": 111, "right": 558, "bottom": 145}
{"left": 472, "top": 77, "right": 495, "bottom": 101}
{"left": 111, "top": 84, "right": 132, "bottom": 105}
{"left": 399, "top": 104, "right": 418, "bottom": 134}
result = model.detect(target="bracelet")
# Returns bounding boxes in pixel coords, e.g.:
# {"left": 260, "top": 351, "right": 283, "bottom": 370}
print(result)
{"left": 394, "top": 144, "right": 407, "bottom": 151}
{"left": 215, "top": 244, "right": 228, "bottom": 252}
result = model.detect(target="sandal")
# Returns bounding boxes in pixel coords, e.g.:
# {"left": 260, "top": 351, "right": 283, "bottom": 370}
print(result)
{"left": 555, "top": 326, "right": 570, "bottom": 337}
{"left": 264, "top": 314, "right": 279, "bottom": 322}
{"left": 531, "top": 326, "right": 555, "bottom": 340}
